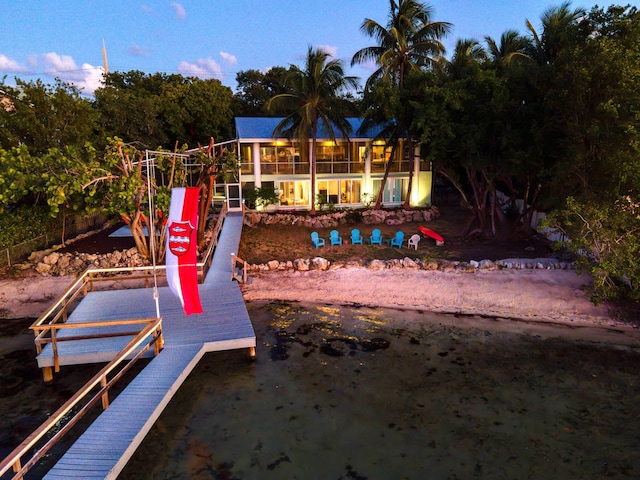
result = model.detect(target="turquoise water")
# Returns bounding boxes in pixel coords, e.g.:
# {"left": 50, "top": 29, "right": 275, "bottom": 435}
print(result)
{"left": 119, "top": 301, "right": 640, "bottom": 479}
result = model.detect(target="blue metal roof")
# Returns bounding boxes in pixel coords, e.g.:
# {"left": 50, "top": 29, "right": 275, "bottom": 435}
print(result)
{"left": 235, "top": 117, "right": 382, "bottom": 141}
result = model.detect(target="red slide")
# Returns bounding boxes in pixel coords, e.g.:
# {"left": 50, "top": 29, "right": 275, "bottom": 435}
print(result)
{"left": 418, "top": 225, "right": 445, "bottom": 246}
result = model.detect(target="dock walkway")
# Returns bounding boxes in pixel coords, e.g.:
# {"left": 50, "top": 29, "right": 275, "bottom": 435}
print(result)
{"left": 42, "top": 212, "right": 255, "bottom": 479}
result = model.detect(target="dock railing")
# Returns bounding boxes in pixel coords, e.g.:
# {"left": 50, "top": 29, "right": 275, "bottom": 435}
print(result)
{"left": 0, "top": 318, "right": 163, "bottom": 480}
{"left": 198, "top": 202, "right": 229, "bottom": 280}
{"left": 231, "top": 253, "right": 249, "bottom": 284}
{"left": 29, "top": 266, "right": 170, "bottom": 382}
{"left": 0, "top": 199, "right": 254, "bottom": 479}
{"left": 29, "top": 203, "right": 234, "bottom": 382}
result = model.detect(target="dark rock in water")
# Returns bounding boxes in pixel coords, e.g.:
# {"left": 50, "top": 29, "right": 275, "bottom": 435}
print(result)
{"left": 269, "top": 330, "right": 292, "bottom": 361}
{"left": 359, "top": 337, "right": 390, "bottom": 352}
{"left": 345, "top": 464, "right": 368, "bottom": 480}
{"left": 320, "top": 338, "right": 357, "bottom": 356}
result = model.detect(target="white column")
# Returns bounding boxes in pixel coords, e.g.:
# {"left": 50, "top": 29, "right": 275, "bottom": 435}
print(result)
{"left": 364, "top": 141, "right": 372, "bottom": 196}
{"left": 412, "top": 145, "right": 420, "bottom": 206}
{"left": 252, "top": 142, "right": 261, "bottom": 188}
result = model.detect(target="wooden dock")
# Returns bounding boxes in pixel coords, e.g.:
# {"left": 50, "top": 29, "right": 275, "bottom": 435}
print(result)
{"left": 39, "top": 211, "right": 256, "bottom": 479}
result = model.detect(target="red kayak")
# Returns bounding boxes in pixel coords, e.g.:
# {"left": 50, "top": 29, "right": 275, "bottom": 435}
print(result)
{"left": 418, "top": 226, "right": 444, "bottom": 245}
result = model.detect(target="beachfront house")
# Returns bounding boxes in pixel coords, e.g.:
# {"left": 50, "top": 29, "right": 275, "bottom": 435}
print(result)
{"left": 233, "top": 117, "right": 433, "bottom": 211}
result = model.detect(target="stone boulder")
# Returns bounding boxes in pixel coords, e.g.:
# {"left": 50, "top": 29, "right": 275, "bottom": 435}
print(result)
{"left": 294, "top": 258, "right": 310, "bottom": 271}
{"left": 402, "top": 257, "right": 420, "bottom": 269}
{"left": 310, "top": 257, "right": 330, "bottom": 270}
{"left": 367, "top": 259, "right": 387, "bottom": 270}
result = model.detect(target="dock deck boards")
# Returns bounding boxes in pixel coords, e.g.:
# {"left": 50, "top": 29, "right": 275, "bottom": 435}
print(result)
{"left": 42, "top": 211, "right": 255, "bottom": 480}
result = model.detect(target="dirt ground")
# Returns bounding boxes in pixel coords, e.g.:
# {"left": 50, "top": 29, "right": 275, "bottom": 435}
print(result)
{"left": 52, "top": 205, "right": 557, "bottom": 264}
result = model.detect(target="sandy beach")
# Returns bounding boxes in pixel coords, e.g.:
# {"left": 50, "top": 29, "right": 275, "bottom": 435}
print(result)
{"left": 0, "top": 274, "right": 73, "bottom": 319}
{"left": 240, "top": 267, "right": 611, "bottom": 324}
{"left": 0, "top": 267, "right": 628, "bottom": 327}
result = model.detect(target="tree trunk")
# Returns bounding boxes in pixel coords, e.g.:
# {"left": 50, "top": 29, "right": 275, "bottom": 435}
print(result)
{"left": 310, "top": 123, "right": 318, "bottom": 215}
{"left": 402, "top": 137, "right": 415, "bottom": 210}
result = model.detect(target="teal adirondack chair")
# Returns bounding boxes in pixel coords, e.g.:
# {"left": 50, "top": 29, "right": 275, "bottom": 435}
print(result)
{"left": 329, "top": 230, "right": 343, "bottom": 246}
{"left": 350, "top": 228, "right": 363, "bottom": 245}
{"left": 369, "top": 228, "right": 383, "bottom": 245}
{"left": 311, "top": 231, "right": 325, "bottom": 249}
{"left": 387, "top": 231, "right": 405, "bottom": 248}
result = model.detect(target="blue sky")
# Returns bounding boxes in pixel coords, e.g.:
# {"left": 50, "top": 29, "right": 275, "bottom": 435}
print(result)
{"left": 0, "top": 0, "right": 625, "bottom": 95}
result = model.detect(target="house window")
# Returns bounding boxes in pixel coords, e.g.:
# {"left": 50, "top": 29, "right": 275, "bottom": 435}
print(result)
{"left": 372, "top": 178, "right": 407, "bottom": 204}
{"left": 316, "top": 143, "right": 347, "bottom": 174}
{"left": 279, "top": 180, "right": 309, "bottom": 207}
{"left": 261, "top": 144, "right": 304, "bottom": 174}
{"left": 371, "top": 143, "right": 393, "bottom": 173}
{"left": 341, "top": 179, "right": 361, "bottom": 204}
{"left": 239, "top": 144, "right": 253, "bottom": 174}
{"left": 317, "top": 179, "right": 362, "bottom": 205}
{"left": 260, "top": 146, "right": 277, "bottom": 174}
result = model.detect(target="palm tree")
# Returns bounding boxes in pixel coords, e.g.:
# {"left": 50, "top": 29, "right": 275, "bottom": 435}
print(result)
{"left": 351, "top": 0, "right": 452, "bottom": 208}
{"left": 446, "top": 39, "right": 488, "bottom": 79}
{"left": 526, "top": 1, "right": 586, "bottom": 64}
{"left": 485, "top": 29, "right": 530, "bottom": 69}
{"left": 352, "top": 0, "right": 452, "bottom": 90}
{"left": 266, "top": 46, "right": 358, "bottom": 214}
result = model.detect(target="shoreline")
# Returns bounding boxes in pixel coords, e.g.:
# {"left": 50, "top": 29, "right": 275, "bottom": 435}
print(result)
{"left": 240, "top": 267, "right": 640, "bottom": 345}
{"left": 2, "top": 267, "right": 639, "bottom": 344}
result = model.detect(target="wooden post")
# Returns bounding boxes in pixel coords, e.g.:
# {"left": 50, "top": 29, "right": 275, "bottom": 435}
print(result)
{"left": 42, "top": 367, "right": 53, "bottom": 383}
{"left": 52, "top": 329, "right": 60, "bottom": 373}
{"left": 249, "top": 346, "right": 256, "bottom": 358}
{"left": 12, "top": 458, "right": 22, "bottom": 480}
{"left": 101, "top": 376, "right": 109, "bottom": 410}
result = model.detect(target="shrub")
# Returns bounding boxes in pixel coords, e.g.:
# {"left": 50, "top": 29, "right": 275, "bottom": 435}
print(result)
{"left": 0, "top": 205, "right": 60, "bottom": 248}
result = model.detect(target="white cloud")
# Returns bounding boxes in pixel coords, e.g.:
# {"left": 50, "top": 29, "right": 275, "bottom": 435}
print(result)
{"left": 74, "top": 63, "right": 105, "bottom": 94}
{"left": 127, "top": 43, "right": 149, "bottom": 57}
{"left": 219, "top": 51, "right": 237, "bottom": 66}
{"left": 0, "top": 54, "right": 29, "bottom": 73}
{"left": 178, "top": 57, "right": 223, "bottom": 80}
{"left": 171, "top": 2, "right": 187, "bottom": 20}
{"left": 357, "top": 60, "right": 378, "bottom": 73}
{"left": 42, "top": 52, "right": 78, "bottom": 76}
{"left": 40, "top": 52, "right": 104, "bottom": 94}
{"left": 317, "top": 44, "right": 338, "bottom": 58}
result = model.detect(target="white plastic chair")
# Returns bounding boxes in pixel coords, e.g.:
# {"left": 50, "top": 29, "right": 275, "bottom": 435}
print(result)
{"left": 407, "top": 234, "right": 420, "bottom": 250}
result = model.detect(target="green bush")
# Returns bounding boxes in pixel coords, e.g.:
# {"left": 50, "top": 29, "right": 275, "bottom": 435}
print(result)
{"left": 543, "top": 195, "right": 640, "bottom": 302}
{"left": 0, "top": 205, "right": 60, "bottom": 248}
{"left": 245, "top": 186, "right": 279, "bottom": 209}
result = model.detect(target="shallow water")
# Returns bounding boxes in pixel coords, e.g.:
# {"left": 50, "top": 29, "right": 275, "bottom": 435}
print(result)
{"left": 118, "top": 302, "right": 639, "bottom": 479}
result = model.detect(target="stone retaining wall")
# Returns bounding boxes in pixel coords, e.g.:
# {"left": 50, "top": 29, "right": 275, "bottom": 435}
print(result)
{"left": 247, "top": 206, "right": 441, "bottom": 228}
{"left": 249, "top": 257, "right": 573, "bottom": 274}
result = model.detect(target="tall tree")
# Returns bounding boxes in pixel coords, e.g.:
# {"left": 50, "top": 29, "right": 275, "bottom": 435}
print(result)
{"left": 94, "top": 71, "right": 234, "bottom": 149}
{"left": 233, "top": 67, "right": 292, "bottom": 115}
{"left": 485, "top": 29, "right": 531, "bottom": 70}
{"left": 266, "top": 46, "right": 358, "bottom": 215}
{"left": 541, "top": 5, "right": 640, "bottom": 300}
{"left": 525, "top": 1, "right": 586, "bottom": 65}
{"left": 0, "top": 79, "right": 97, "bottom": 155}
{"left": 159, "top": 77, "right": 234, "bottom": 146}
{"left": 351, "top": 0, "right": 451, "bottom": 208}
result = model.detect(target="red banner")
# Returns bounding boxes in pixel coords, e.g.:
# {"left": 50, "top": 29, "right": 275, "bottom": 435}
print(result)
{"left": 166, "top": 187, "right": 203, "bottom": 315}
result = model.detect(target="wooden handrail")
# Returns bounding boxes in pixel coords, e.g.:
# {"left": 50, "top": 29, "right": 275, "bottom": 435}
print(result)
{"left": 0, "top": 318, "right": 163, "bottom": 480}
{"left": 242, "top": 203, "right": 258, "bottom": 227}
{"left": 199, "top": 202, "right": 228, "bottom": 279}
{"left": 231, "top": 254, "right": 249, "bottom": 284}
{"left": 2, "top": 200, "right": 235, "bottom": 478}
{"left": 31, "top": 317, "right": 160, "bottom": 373}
